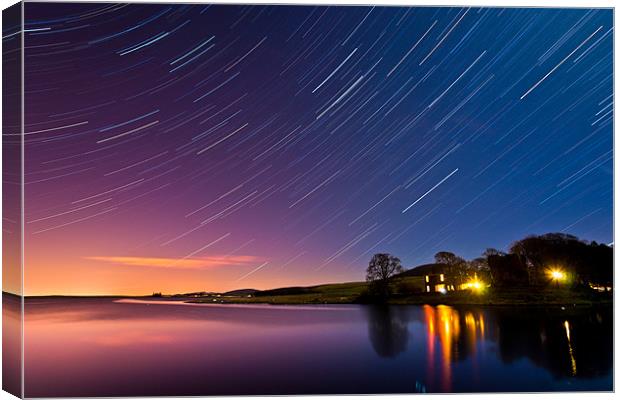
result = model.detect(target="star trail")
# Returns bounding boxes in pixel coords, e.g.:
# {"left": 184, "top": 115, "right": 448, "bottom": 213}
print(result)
{"left": 16, "top": 3, "right": 613, "bottom": 295}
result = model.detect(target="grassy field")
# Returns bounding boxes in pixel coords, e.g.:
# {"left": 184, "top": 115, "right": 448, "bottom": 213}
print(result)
{"left": 194, "top": 280, "right": 376, "bottom": 304}
{"left": 390, "top": 286, "right": 612, "bottom": 306}
{"left": 188, "top": 277, "right": 611, "bottom": 306}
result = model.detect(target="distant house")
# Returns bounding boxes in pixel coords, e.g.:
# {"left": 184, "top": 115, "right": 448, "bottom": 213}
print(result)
{"left": 397, "top": 262, "right": 488, "bottom": 294}
{"left": 397, "top": 263, "right": 462, "bottom": 293}
{"left": 424, "top": 271, "right": 454, "bottom": 293}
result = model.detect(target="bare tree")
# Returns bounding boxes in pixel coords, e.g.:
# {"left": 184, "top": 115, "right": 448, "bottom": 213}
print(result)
{"left": 366, "top": 253, "right": 403, "bottom": 298}
{"left": 483, "top": 248, "right": 505, "bottom": 258}
{"left": 434, "top": 251, "right": 459, "bottom": 265}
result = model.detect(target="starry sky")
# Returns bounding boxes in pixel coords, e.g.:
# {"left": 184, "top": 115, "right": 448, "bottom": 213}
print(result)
{"left": 15, "top": 3, "right": 613, "bottom": 295}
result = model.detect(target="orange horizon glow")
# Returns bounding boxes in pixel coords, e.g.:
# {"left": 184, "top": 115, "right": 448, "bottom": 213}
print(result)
{"left": 18, "top": 272, "right": 355, "bottom": 297}
{"left": 19, "top": 254, "right": 358, "bottom": 297}
{"left": 19, "top": 197, "right": 364, "bottom": 296}
{"left": 85, "top": 255, "right": 262, "bottom": 269}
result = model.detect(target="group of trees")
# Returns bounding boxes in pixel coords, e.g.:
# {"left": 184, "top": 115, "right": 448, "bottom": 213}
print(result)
{"left": 504, "top": 233, "right": 612, "bottom": 287}
{"left": 365, "top": 232, "right": 612, "bottom": 296}
{"left": 433, "top": 250, "right": 491, "bottom": 284}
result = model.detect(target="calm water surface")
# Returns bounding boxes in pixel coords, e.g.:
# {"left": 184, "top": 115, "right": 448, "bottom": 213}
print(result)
{"left": 20, "top": 297, "right": 612, "bottom": 396}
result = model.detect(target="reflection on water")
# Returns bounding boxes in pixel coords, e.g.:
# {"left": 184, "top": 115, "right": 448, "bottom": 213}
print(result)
{"left": 564, "top": 320, "right": 577, "bottom": 376}
{"left": 2, "top": 293, "right": 22, "bottom": 397}
{"left": 493, "top": 307, "right": 612, "bottom": 382}
{"left": 365, "top": 305, "right": 409, "bottom": 357}
{"left": 368, "top": 304, "right": 612, "bottom": 392}
{"left": 364, "top": 305, "right": 488, "bottom": 392}
{"left": 425, "top": 305, "right": 457, "bottom": 391}
{"left": 20, "top": 296, "right": 612, "bottom": 397}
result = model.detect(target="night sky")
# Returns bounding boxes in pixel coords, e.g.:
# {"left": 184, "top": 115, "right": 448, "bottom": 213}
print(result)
{"left": 17, "top": 3, "right": 613, "bottom": 295}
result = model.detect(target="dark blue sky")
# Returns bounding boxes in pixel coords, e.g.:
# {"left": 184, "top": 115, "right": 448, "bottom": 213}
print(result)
{"left": 19, "top": 4, "right": 613, "bottom": 293}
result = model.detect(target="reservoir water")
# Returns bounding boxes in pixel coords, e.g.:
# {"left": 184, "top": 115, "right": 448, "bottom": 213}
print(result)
{"left": 14, "top": 297, "right": 612, "bottom": 396}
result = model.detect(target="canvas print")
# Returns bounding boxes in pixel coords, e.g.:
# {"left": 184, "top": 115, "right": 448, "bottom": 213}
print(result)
{"left": 2, "top": 2, "right": 614, "bottom": 397}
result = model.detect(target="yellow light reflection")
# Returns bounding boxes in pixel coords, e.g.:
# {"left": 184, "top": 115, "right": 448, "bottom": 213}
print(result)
{"left": 423, "top": 305, "right": 487, "bottom": 392}
{"left": 437, "top": 306, "right": 457, "bottom": 392}
{"left": 564, "top": 320, "right": 577, "bottom": 376}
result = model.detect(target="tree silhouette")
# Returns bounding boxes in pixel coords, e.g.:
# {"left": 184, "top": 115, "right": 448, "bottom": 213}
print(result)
{"left": 468, "top": 257, "right": 491, "bottom": 282}
{"left": 364, "top": 305, "right": 409, "bottom": 358}
{"left": 434, "top": 251, "right": 459, "bottom": 265}
{"left": 434, "top": 251, "right": 468, "bottom": 286}
{"left": 487, "top": 254, "right": 529, "bottom": 287}
{"left": 366, "top": 253, "right": 403, "bottom": 298}
{"left": 483, "top": 248, "right": 505, "bottom": 258}
{"left": 509, "top": 233, "right": 612, "bottom": 287}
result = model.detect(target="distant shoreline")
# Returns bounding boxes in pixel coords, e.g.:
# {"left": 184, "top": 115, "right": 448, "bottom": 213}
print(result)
{"left": 6, "top": 289, "right": 612, "bottom": 308}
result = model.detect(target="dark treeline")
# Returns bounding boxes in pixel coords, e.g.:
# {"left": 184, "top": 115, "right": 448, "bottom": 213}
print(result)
{"left": 365, "top": 232, "right": 613, "bottom": 296}
{"left": 488, "top": 233, "right": 612, "bottom": 288}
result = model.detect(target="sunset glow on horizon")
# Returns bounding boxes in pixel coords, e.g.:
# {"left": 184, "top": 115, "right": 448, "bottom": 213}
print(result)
{"left": 8, "top": 4, "right": 611, "bottom": 296}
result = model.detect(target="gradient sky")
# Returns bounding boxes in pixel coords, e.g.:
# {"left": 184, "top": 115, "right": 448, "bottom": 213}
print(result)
{"left": 15, "top": 3, "right": 613, "bottom": 295}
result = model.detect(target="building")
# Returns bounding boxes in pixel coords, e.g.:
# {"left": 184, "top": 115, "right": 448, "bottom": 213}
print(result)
{"left": 397, "top": 262, "right": 487, "bottom": 294}
{"left": 396, "top": 262, "right": 457, "bottom": 293}
{"left": 424, "top": 272, "right": 455, "bottom": 293}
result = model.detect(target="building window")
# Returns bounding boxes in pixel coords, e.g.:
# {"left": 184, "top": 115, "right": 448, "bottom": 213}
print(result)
{"left": 425, "top": 275, "right": 429, "bottom": 283}
{"left": 426, "top": 285, "right": 430, "bottom": 293}
{"left": 440, "top": 274, "right": 444, "bottom": 282}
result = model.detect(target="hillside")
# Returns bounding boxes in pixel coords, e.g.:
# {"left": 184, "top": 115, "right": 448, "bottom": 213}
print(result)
{"left": 396, "top": 263, "right": 449, "bottom": 278}
{"left": 223, "top": 289, "right": 259, "bottom": 296}
{"left": 191, "top": 276, "right": 426, "bottom": 304}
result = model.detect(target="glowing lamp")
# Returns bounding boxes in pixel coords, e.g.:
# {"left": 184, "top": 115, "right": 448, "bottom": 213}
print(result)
{"left": 550, "top": 270, "right": 565, "bottom": 280}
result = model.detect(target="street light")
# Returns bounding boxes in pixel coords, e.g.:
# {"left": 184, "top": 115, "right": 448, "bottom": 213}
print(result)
{"left": 551, "top": 270, "right": 564, "bottom": 279}
{"left": 548, "top": 269, "right": 566, "bottom": 288}
{"left": 464, "top": 278, "right": 485, "bottom": 293}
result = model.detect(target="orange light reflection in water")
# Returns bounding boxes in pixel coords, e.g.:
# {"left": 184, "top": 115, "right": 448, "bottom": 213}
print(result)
{"left": 423, "top": 305, "right": 487, "bottom": 392}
